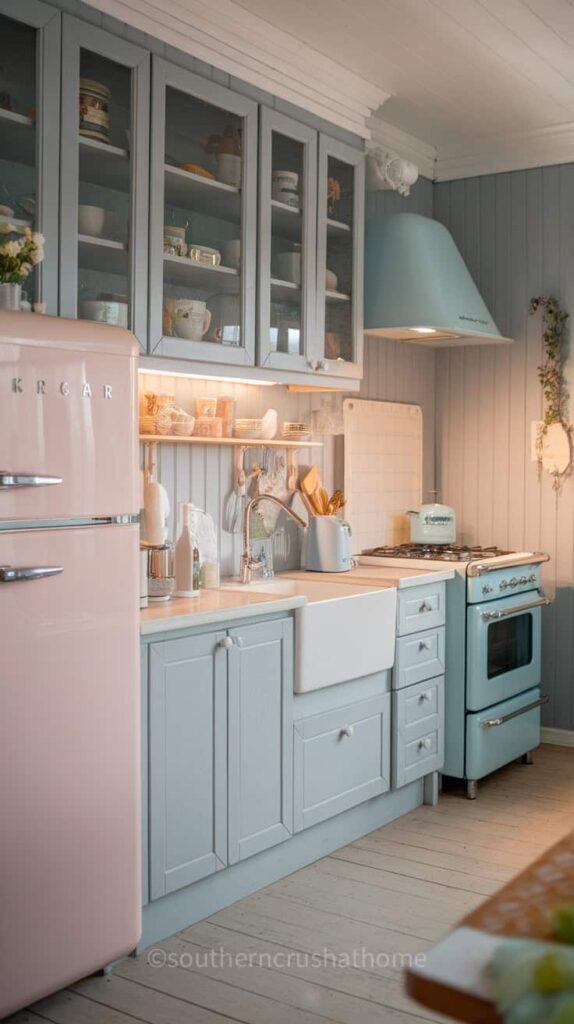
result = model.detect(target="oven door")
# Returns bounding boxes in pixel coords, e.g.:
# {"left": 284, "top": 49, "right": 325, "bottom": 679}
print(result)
{"left": 466, "top": 592, "right": 547, "bottom": 712}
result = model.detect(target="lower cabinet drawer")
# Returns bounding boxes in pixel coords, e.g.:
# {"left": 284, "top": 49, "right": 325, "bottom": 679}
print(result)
{"left": 293, "top": 694, "right": 391, "bottom": 832}
{"left": 392, "top": 676, "right": 444, "bottom": 788}
{"left": 466, "top": 686, "right": 542, "bottom": 782}
{"left": 397, "top": 582, "right": 446, "bottom": 636}
{"left": 393, "top": 626, "right": 445, "bottom": 690}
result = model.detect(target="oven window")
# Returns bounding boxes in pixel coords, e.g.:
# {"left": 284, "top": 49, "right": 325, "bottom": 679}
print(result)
{"left": 487, "top": 614, "right": 533, "bottom": 679}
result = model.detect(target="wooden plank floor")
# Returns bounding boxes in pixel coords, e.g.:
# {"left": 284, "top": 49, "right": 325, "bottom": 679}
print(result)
{"left": 11, "top": 745, "right": 574, "bottom": 1024}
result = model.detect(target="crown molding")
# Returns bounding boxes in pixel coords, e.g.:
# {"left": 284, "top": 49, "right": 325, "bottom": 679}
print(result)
{"left": 367, "top": 116, "right": 437, "bottom": 181}
{"left": 435, "top": 121, "right": 574, "bottom": 181}
{"left": 84, "top": 0, "right": 389, "bottom": 137}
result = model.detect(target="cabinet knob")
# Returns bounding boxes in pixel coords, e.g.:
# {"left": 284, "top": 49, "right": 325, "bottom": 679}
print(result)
{"left": 340, "top": 725, "right": 354, "bottom": 739}
{"left": 419, "top": 600, "right": 432, "bottom": 613}
{"left": 418, "top": 737, "right": 432, "bottom": 751}
{"left": 418, "top": 640, "right": 431, "bottom": 651}
{"left": 217, "top": 636, "right": 233, "bottom": 649}
{"left": 418, "top": 691, "right": 432, "bottom": 703}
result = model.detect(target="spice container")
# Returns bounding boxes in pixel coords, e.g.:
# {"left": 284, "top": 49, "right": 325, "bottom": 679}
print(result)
{"left": 216, "top": 396, "right": 235, "bottom": 437}
{"left": 196, "top": 397, "right": 217, "bottom": 417}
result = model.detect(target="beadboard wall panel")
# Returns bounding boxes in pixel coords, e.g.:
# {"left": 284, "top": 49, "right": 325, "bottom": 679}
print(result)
{"left": 434, "top": 164, "right": 574, "bottom": 730}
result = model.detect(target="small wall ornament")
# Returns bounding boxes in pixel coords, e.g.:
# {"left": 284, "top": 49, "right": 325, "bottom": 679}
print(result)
{"left": 529, "top": 295, "right": 571, "bottom": 488}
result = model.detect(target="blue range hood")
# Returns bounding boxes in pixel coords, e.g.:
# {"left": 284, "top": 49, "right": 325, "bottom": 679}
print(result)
{"left": 364, "top": 212, "right": 512, "bottom": 347}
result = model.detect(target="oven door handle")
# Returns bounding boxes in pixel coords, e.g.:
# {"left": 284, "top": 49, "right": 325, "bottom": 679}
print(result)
{"left": 480, "top": 594, "right": 551, "bottom": 621}
{"left": 480, "top": 693, "right": 548, "bottom": 728}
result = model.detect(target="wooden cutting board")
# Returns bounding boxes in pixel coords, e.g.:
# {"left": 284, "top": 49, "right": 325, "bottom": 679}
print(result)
{"left": 406, "top": 829, "right": 574, "bottom": 1023}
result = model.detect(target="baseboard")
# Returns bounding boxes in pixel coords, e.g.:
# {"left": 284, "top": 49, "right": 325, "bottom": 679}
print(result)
{"left": 541, "top": 727, "right": 574, "bottom": 748}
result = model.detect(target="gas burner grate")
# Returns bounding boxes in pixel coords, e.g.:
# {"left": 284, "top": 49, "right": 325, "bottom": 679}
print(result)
{"left": 363, "top": 543, "right": 512, "bottom": 562}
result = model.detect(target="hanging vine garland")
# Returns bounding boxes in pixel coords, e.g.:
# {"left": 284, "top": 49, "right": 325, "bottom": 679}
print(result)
{"left": 529, "top": 296, "right": 571, "bottom": 489}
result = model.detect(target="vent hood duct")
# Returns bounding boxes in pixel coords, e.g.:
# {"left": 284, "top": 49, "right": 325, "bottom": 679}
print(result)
{"left": 364, "top": 213, "right": 512, "bottom": 347}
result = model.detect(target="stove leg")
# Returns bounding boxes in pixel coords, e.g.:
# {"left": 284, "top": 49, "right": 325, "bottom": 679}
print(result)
{"left": 466, "top": 780, "right": 478, "bottom": 800}
{"left": 520, "top": 751, "right": 534, "bottom": 765}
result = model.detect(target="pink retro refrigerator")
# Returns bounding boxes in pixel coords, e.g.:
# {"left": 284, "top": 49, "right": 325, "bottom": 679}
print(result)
{"left": 0, "top": 312, "right": 141, "bottom": 1017}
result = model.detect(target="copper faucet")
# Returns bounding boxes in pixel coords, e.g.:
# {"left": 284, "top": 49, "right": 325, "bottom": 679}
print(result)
{"left": 241, "top": 494, "right": 307, "bottom": 583}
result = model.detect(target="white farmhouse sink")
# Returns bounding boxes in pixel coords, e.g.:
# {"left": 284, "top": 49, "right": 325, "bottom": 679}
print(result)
{"left": 222, "top": 577, "right": 397, "bottom": 693}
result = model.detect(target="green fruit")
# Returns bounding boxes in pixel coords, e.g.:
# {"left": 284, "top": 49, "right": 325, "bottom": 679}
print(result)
{"left": 552, "top": 906, "right": 574, "bottom": 945}
{"left": 535, "top": 953, "right": 574, "bottom": 994}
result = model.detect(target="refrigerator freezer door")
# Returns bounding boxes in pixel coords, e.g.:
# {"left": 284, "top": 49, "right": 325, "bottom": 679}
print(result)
{"left": 0, "top": 312, "right": 139, "bottom": 521}
{"left": 0, "top": 524, "right": 141, "bottom": 1017}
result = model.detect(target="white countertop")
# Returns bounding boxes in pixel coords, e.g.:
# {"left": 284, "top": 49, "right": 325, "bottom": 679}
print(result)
{"left": 140, "top": 563, "right": 452, "bottom": 636}
{"left": 281, "top": 564, "right": 455, "bottom": 589}
{"left": 140, "top": 589, "right": 306, "bottom": 636}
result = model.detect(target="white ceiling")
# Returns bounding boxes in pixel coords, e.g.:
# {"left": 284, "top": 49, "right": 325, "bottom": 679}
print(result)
{"left": 233, "top": 0, "right": 574, "bottom": 150}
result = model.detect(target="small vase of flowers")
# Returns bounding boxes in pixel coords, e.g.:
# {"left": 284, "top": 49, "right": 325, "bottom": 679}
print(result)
{"left": 0, "top": 222, "right": 45, "bottom": 310}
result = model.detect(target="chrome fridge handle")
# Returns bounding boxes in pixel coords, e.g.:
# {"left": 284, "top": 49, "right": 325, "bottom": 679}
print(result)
{"left": 480, "top": 694, "right": 548, "bottom": 729}
{"left": 0, "top": 565, "right": 63, "bottom": 583}
{"left": 0, "top": 472, "right": 63, "bottom": 488}
{"left": 480, "top": 594, "right": 551, "bottom": 620}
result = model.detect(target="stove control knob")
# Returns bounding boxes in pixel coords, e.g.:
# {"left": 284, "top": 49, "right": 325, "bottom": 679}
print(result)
{"left": 499, "top": 580, "right": 508, "bottom": 590}
{"left": 482, "top": 584, "right": 493, "bottom": 595}
{"left": 528, "top": 573, "right": 537, "bottom": 583}
{"left": 509, "top": 577, "right": 519, "bottom": 588}
{"left": 519, "top": 576, "right": 528, "bottom": 585}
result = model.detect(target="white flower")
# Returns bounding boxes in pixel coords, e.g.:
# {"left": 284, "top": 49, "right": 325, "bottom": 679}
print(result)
{"left": 19, "top": 262, "right": 32, "bottom": 277}
{"left": 32, "top": 232, "right": 45, "bottom": 247}
{"left": 1, "top": 240, "right": 23, "bottom": 257}
{"left": 30, "top": 246, "right": 44, "bottom": 265}
{"left": 0, "top": 222, "right": 18, "bottom": 234}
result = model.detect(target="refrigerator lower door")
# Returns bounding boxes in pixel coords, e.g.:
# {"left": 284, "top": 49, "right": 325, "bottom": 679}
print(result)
{"left": 0, "top": 524, "right": 141, "bottom": 1017}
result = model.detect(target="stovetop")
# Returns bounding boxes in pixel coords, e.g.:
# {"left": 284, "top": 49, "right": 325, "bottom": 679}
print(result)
{"left": 363, "top": 543, "right": 512, "bottom": 563}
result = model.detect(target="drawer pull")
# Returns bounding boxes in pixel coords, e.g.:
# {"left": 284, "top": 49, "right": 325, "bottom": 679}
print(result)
{"left": 418, "top": 737, "right": 432, "bottom": 751}
{"left": 418, "top": 639, "right": 431, "bottom": 651}
{"left": 217, "top": 636, "right": 233, "bottom": 649}
{"left": 419, "top": 600, "right": 433, "bottom": 613}
{"left": 418, "top": 691, "right": 432, "bottom": 703}
{"left": 340, "top": 725, "right": 354, "bottom": 739}
{"left": 480, "top": 693, "right": 548, "bottom": 728}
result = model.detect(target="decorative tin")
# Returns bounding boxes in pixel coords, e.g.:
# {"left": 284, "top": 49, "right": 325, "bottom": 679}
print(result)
{"left": 79, "top": 78, "right": 111, "bottom": 144}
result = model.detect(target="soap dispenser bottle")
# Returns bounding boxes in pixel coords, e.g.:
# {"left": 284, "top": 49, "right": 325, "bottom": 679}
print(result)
{"left": 175, "top": 502, "right": 200, "bottom": 597}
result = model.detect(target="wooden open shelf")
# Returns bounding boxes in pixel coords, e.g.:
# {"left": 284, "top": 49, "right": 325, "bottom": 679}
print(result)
{"left": 140, "top": 434, "right": 322, "bottom": 449}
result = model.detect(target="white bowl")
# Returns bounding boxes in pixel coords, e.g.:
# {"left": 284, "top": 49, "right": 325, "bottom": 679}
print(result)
{"left": 78, "top": 204, "right": 107, "bottom": 238}
{"left": 80, "top": 299, "right": 128, "bottom": 327}
{"left": 325, "top": 268, "right": 338, "bottom": 291}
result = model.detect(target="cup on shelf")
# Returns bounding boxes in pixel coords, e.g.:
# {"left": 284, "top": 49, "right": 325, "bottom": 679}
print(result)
{"left": 173, "top": 299, "right": 211, "bottom": 341}
{"left": 221, "top": 239, "right": 241, "bottom": 269}
{"left": 78, "top": 204, "right": 107, "bottom": 238}
{"left": 163, "top": 225, "right": 187, "bottom": 257}
{"left": 79, "top": 299, "right": 128, "bottom": 327}
{"left": 325, "top": 268, "right": 339, "bottom": 291}
{"left": 274, "top": 251, "right": 301, "bottom": 285}
{"left": 216, "top": 153, "right": 241, "bottom": 187}
{"left": 272, "top": 170, "right": 299, "bottom": 208}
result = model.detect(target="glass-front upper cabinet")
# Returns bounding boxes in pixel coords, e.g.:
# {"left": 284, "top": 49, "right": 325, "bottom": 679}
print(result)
{"left": 0, "top": 0, "right": 60, "bottom": 313}
{"left": 315, "top": 135, "right": 364, "bottom": 380}
{"left": 257, "top": 107, "right": 317, "bottom": 374}
{"left": 149, "top": 59, "right": 257, "bottom": 366}
{"left": 59, "top": 17, "right": 150, "bottom": 348}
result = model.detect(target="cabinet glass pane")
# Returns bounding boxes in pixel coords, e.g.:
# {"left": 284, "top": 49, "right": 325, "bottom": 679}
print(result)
{"left": 76, "top": 51, "right": 132, "bottom": 330}
{"left": 268, "top": 132, "right": 304, "bottom": 357}
{"left": 323, "top": 155, "right": 354, "bottom": 364}
{"left": 0, "top": 14, "right": 38, "bottom": 306}
{"left": 162, "top": 87, "right": 244, "bottom": 350}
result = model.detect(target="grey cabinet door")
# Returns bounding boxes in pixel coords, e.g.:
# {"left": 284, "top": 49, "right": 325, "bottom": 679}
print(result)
{"left": 228, "top": 618, "right": 293, "bottom": 864}
{"left": 149, "top": 58, "right": 258, "bottom": 366}
{"left": 149, "top": 631, "right": 228, "bottom": 899}
{"left": 257, "top": 105, "right": 317, "bottom": 374}
{"left": 0, "top": 0, "right": 61, "bottom": 314}
{"left": 313, "top": 134, "right": 365, "bottom": 380}
{"left": 59, "top": 16, "right": 150, "bottom": 349}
